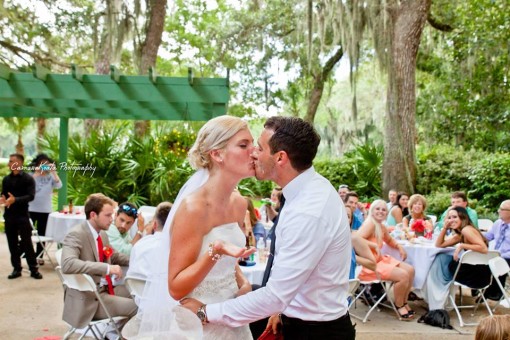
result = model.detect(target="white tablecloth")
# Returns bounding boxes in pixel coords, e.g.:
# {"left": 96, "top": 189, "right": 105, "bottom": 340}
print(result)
{"left": 240, "top": 262, "right": 266, "bottom": 286}
{"left": 382, "top": 240, "right": 455, "bottom": 289}
{"left": 46, "top": 211, "right": 155, "bottom": 243}
{"left": 46, "top": 212, "right": 86, "bottom": 242}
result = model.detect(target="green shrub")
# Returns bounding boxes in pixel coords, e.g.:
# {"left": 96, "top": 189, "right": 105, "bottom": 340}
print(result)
{"left": 469, "top": 153, "right": 510, "bottom": 209}
{"left": 424, "top": 189, "right": 451, "bottom": 216}
{"left": 416, "top": 144, "right": 488, "bottom": 195}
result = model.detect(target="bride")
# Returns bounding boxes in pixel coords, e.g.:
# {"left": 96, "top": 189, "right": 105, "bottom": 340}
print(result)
{"left": 135, "top": 116, "right": 256, "bottom": 339}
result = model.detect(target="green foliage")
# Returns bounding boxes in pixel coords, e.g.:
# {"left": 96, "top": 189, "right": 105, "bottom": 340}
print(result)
{"left": 469, "top": 153, "right": 510, "bottom": 210}
{"left": 314, "top": 141, "right": 383, "bottom": 200}
{"left": 423, "top": 189, "right": 452, "bottom": 217}
{"left": 238, "top": 178, "right": 274, "bottom": 198}
{"left": 415, "top": 144, "right": 487, "bottom": 194}
{"left": 38, "top": 122, "right": 198, "bottom": 206}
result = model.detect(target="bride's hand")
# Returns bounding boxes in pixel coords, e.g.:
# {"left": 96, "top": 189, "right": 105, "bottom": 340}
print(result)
{"left": 213, "top": 240, "right": 256, "bottom": 258}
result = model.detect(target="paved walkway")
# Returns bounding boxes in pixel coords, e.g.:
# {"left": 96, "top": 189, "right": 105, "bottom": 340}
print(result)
{"left": 0, "top": 233, "right": 506, "bottom": 339}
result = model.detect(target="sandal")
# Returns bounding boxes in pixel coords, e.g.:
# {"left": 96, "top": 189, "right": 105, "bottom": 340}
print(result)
{"left": 404, "top": 303, "right": 415, "bottom": 315}
{"left": 397, "top": 305, "right": 414, "bottom": 321}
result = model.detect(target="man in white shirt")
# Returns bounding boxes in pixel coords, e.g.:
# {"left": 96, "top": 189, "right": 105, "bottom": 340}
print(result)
{"left": 387, "top": 189, "right": 397, "bottom": 210}
{"left": 182, "top": 117, "right": 354, "bottom": 339}
{"left": 126, "top": 201, "right": 172, "bottom": 301}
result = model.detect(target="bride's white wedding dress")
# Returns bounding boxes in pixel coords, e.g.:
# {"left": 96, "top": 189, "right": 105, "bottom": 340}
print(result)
{"left": 187, "top": 223, "right": 253, "bottom": 340}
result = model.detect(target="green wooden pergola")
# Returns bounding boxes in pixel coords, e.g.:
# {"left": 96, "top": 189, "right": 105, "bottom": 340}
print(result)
{"left": 0, "top": 64, "right": 230, "bottom": 208}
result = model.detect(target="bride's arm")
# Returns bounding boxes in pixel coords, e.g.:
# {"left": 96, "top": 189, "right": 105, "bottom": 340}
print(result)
{"left": 168, "top": 196, "right": 252, "bottom": 300}
{"left": 234, "top": 264, "right": 251, "bottom": 297}
{"left": 168, "top": 200, "right": 219, "bottom": 300}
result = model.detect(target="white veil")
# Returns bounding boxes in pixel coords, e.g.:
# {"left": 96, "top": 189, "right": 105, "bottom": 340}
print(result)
{"left": 133, "top": 168, "right": 209, "bottom": 339}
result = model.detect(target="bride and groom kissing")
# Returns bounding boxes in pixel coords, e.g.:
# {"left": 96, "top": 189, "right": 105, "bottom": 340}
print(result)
{"left": 137, "top": 116, "right": 355, "bottom": 340}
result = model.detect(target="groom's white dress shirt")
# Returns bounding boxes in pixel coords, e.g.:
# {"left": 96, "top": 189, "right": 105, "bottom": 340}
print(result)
{"left": 207, "top": 166, "right": 352, "bottom": 326}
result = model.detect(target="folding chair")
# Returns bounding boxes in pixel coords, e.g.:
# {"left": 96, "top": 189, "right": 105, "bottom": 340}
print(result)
{"left": 122, "top": 278, "right": 147, "bottom": 339}
{"left": 30, "top": 218, "right": 55, "bottom": 266}
{"left": 347, "top": 278, "right": 360, "bottom": 308}
{"left": 447, "top": 250, "right": 499, "bottom": 327}
{"left": 478, "top": 219, "right": 494, "bottom": 232}
{"left": 349, "top": 275, "right": 400, "bottom": 323}
{"left": 487, "top": 256, "right": 510, "bottom": 311}
{"left": 55, "top": 266, "right": 127, "bottom": 340}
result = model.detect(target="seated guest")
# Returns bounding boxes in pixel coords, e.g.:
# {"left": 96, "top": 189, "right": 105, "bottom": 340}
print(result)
{"left": 244, "top": 197, "right": 267, "bottom": 242}
{"left": 106, "top": 202, "right": 151, "bottom": 256}
{"left": 425, "top": 206, "right": 489, "bottom": 310}
{"left": 338, "top": 184, "right": 349, "bottom": 202}
{"left": 402, "top": 194, "right": 433, "bottom": 237}
{"left": 436, "top": 191, "right": 479, "bottom": 230}
{"left": 386, "top": 192, "right": 409, "bottom": 227}
{"left": 61, "top": 193, "right": 137, "bottom": 330}
{"left": 387, "top": 189, "right": 397, "bottom": 211}
{"left": 345, "top": 191, "right": 365, "bottom": 230}
{"left": 126, "top": 202, "right": 173, "bottom": 286}
{"left": 358, "top": 199, "right": 415, "bottom": 320}
{"left": 482, "top": 200, "right": 510, "bottom": 300}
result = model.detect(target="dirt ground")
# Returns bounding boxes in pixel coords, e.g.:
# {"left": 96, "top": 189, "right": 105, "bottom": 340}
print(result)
{"left": 1, "top": 233, "right": 506, "bottom": 340}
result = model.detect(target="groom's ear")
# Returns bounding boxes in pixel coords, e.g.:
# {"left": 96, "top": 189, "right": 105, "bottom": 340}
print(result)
{"left": 275, "top": 150, "right": 289, "bottom": 166}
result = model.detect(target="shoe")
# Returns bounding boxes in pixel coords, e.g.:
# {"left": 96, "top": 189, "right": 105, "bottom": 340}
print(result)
{"left": 37, "top": 258, "right": 45, "bottom": 266}
{"left": 404, "top": 303, "right": 416, "bottom": 316}
{"left": 397, "top": 305, "right": 414, "bottom": 321}
{"left": 30, "top": 271, "right": 43, "bottom": 279}
{"left": 8, "top": 270, "right": 22, "bottom": 279}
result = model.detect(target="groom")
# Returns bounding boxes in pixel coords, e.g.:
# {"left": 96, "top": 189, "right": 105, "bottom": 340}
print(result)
{"left": 182, "top": 116, "right": 355, "bottom": 339}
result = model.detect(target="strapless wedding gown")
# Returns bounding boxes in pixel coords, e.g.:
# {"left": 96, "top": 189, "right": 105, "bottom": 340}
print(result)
{"left": 186, "top": 223, "right": 253, "bottom": 340}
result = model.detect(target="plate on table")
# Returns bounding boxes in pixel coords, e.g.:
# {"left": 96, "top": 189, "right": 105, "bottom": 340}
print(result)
{"left": 396, "top": 239, "right": 408, "bottom": 245}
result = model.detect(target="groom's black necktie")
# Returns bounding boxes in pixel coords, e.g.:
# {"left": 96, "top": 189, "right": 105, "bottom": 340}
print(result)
{"left": 261, "top": 195, "right": 285, "bottom": 287}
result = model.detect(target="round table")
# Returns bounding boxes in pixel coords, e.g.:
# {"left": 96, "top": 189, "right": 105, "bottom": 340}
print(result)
{"left": 240, "top": 261, "right": 266, "bottom": 285}
{"left": 46, "top": 212, "right": 86, "bottom": 243}
{"left": 46, "top": 211, "right": 155, "bottom": 243}
{"left": 381, "top": 239, "right": 455, "bottom": 290}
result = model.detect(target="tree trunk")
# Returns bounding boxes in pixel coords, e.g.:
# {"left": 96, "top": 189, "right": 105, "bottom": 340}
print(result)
{"left": 304, "top": 46, "right": 344, "bottom": 123}
{"left": 135, "top": 0, "right": 167, "bottom": 138}
{"left": 36, "top": 117, "right": 46, "bottom": 152}
{"left": 382, "top": 0, "right": 431, "bottom": 195}
{"left": 16, "top": 133, "right": 24, "bottom": 155}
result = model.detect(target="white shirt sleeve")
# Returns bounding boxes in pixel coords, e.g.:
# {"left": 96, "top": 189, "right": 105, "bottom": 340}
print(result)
{"left": 207, "top": 211, "right": 329, "bottom": 326}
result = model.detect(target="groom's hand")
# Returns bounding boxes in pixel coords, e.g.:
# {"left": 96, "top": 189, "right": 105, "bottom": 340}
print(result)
{"left": 180, "top": 297, "right": 203, "bottom": 314}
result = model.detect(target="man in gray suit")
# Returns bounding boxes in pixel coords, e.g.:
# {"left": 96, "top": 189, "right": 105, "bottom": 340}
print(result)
{"left": 61, "top": 193, "right": 137, "bottom": 329}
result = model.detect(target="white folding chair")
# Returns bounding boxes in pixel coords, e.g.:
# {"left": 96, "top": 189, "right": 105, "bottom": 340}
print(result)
{"left": 30, "top": 218, "right": 56, "bottom": 266}
{"left": 427, "top": 214, "right": 437, "bottom": 226}
{"left": 349, "top": 276, "right": 400, "bottom": 323}
{"left": 487, "top": 256, "right": 510, "bottom": 311}
{"left": 125, "top": 277, "right": 146, "bottom": 300}
{"left": 478, "top": 219, "right": 494, "bottom": 232}
{"left": 447, "top": 250, "right": 499, "bottom": 327}
{"left": 122, "top": 278, "right": 147, "bottom": 339}
{"left": 55, "top": 266, "right": 127, "bottom": 340}
{"left": 347, "top": 278, "right": 360, "bottom": 309}
{"left": 55, "top": 248, "right": 63, "bottom": 266}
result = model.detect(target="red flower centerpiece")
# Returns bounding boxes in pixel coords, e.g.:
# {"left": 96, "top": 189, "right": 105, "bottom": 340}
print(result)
{"left": 412, "top": 219, "right": 425, "bottom": 237}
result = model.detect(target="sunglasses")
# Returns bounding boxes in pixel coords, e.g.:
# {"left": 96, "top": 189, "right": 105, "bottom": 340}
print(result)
{"left": 119, "top": 204, "right": 138, "bottom": 218}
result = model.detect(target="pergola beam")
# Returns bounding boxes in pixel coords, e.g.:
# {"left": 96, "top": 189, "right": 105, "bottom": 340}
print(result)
{"left": 0, "top": 64, "right": 230, "bottom": 209}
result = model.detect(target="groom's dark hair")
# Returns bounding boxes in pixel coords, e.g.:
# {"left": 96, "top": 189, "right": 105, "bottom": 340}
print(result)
{"left": 264, "top": 116, "right": 320, "bottom": 172}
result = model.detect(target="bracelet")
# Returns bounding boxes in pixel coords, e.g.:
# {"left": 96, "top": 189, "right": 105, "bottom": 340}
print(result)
{"left": 208, "top": 242, "right": 222, "bottom": 261}
{"left": 136, "top": 230, "right": 143, "bottom": 237}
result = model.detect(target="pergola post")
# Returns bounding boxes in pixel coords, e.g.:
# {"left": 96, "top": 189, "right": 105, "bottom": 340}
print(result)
{"left": 57, "top": 117, "right": 69, "bottom": 210}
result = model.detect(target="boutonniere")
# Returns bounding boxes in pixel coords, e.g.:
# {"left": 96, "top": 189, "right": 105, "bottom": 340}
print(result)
{"left": 103, "top": 246, "right": 114, "bottom": 263}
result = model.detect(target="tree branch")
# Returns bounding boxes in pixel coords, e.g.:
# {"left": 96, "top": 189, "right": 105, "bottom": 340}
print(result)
{"left": 427, "top": 13, "right": 453, "bottom": 32}
{"left": 0, "top": 40, "right": 69, "bottom": 68}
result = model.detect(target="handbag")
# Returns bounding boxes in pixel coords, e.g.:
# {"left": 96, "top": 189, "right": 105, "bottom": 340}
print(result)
{"left": 257, "top": 328, "right": 284, "bottom": 340}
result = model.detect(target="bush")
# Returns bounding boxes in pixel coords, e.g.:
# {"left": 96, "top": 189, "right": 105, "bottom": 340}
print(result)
{"left": 469, "top": 153, "right": 510, "bottom": 210}
{"left": 416, "top": 144, "right": 488, "bottom": 195}
{"left": 424, "top": 189, "right": 451, "bottom": 217}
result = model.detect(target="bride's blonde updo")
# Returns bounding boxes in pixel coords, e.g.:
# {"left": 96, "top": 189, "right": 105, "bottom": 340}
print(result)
{"left": 188, "top": 115, "right": 248, "bottom": 169}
